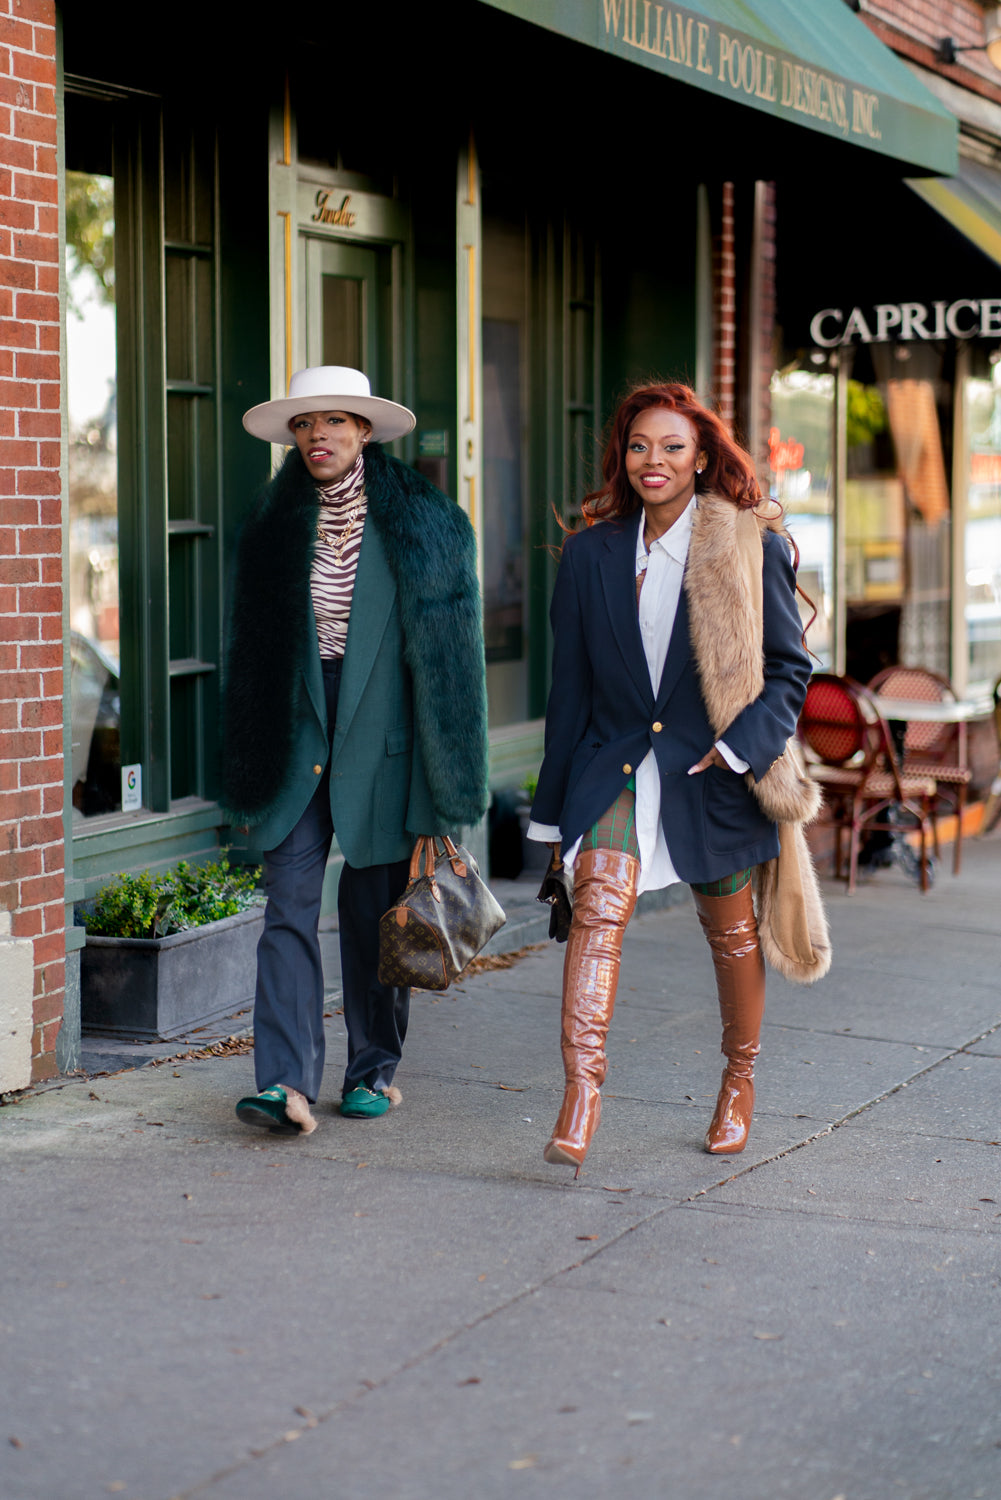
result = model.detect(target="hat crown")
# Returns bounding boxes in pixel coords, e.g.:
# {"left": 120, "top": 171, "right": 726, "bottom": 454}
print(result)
{"left": 287, "top": 366, "right": 372, "bottom": 404}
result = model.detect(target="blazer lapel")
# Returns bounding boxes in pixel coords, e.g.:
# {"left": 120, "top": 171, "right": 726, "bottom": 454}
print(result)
{"left": 302, "top": 597, "right": 326, "bottom": 729}
{"left": 600, "top": 516, "right": 652, "bottom": 705}
{"left": 654, "top": 584, "right": 693, "bottom": 713}
{"left": 334, "top": 517, "right": 396, "bottom": 745}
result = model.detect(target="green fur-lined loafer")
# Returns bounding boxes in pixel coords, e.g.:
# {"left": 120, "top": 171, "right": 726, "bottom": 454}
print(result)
{"left": 236, "top": 1085, "right": 317, "bottom": 1135}
{"left": 339, "top": 1085, "right": 394, "bottom": 1119}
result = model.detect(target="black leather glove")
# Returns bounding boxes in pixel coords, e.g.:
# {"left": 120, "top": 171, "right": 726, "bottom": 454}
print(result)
{"left": 536, "top": 846, "right": 573, "bottom": 943}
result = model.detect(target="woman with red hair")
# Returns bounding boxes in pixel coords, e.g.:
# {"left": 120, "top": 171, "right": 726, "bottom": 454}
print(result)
{"left": 529, "top": 382, "right": 822, "bottom": 1171}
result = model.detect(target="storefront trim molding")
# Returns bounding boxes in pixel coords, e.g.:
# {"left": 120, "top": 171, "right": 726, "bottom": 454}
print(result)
{"left": 456, "top": 135, "right": 483, "bottom": 559}
{"left": 70, "top": 799, "right": 226, "bottom": 893}
{"left": 296, "top": 178, "right": 410, "bottom": 245}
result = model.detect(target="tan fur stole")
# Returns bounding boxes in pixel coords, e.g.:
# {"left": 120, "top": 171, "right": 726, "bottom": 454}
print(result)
{"left": 685, "top": 494, "right": 831, "bottom": 985}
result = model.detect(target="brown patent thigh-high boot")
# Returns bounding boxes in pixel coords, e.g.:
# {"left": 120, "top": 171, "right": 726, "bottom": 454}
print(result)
{"left": 543, "top": 848, "right": 640, "bottom": 1171}
{"left": 692, "top": 880, "right": 765, "bottom": 1154}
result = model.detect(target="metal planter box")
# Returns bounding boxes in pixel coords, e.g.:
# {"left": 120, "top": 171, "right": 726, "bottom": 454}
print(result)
{"left": 80, "top": 906, "right": 264, "bottom": 1041}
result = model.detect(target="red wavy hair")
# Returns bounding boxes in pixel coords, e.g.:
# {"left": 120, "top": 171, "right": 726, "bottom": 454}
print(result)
{"left": 582, "top": 382, "right": 760, "bottom": 523}
{"left": 570, "top": 381, "right": 814, "bottom": 639}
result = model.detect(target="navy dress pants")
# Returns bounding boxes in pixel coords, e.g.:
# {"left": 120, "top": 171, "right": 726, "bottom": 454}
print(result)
{"left": 252, "top": 658, "right": 411, "bottom": 1102}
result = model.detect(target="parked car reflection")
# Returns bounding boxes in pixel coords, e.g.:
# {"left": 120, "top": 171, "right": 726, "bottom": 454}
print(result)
{"left": 70, "top": 630, "right": 121, "bottom": 817}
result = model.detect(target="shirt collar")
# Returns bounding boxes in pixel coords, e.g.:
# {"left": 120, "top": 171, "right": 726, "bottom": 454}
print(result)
{"left": 634, "top": 494, "right": 696, "bottom": 569}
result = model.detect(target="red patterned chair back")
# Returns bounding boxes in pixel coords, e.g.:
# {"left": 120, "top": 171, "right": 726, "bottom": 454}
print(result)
{"left": 799, "top": 674, "right": 869, "bottom": 767}
{"left": 867, "top": 665, "right": 955, "bottom": 758}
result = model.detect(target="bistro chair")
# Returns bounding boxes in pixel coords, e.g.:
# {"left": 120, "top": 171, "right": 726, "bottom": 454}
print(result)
{"left": 797, "top": 673, "right": 935, "bottom": 896}
{"left": 867, "top": 665, "right": 972, "bottom": 875}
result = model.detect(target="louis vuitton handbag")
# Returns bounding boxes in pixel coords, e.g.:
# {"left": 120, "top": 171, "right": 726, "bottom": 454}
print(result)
{"left": 377, "top": 835, "right": 506, "bottom": 991}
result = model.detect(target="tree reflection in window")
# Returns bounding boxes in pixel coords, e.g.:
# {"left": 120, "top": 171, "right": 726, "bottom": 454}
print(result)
{"left": 67, "top": 169, "right": 121, "bottom": 817}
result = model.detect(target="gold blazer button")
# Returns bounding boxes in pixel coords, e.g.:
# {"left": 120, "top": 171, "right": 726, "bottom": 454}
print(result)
{"left": 652, "top": 721, "right": 663, "bottom": 733}
{"left": 313, "top": 764, "right": 323, "bottom": 775}
{"left": 622, "top": 763, "right": 632, "bottom": 775}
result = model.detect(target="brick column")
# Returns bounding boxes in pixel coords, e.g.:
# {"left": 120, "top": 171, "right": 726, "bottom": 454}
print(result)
{"left": 711, "top": 180, "right": 777, "bottom": 471}
{"left": 0, "top": 0, "right": 64, "bottom": 1086}
{"left": 712, "top": 181, "right": 736, "bottom": 430}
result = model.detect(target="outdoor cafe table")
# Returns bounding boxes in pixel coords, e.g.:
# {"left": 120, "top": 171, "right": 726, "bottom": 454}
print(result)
{"left": 868, "top": 693, "right": 994, "bottom": 725}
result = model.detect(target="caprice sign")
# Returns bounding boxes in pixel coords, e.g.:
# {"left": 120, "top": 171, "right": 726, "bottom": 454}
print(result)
{"left": 811, "top": 300, "right": 1001, "bottom": 346}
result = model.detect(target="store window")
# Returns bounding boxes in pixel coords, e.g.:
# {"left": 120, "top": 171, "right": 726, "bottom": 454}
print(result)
{"left": 842, "top": 345, "right": 952, "bottom": 686}
{"left": 67, "top": 161, "right": 120, "bottom": 817}
{"left": 962, "top": 352, "right": 1001, "bottom": 694}
{"left": 769, "top": 367, "right": 835, "bottom": 666}
{"left": 482, "top": 211, "right": 529, "bottom": 726}
{"left": 65, "top": 83, "right": 223, "bottom": 826}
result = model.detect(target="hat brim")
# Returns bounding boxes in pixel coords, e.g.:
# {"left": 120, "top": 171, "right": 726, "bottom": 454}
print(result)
{"left": 242, "top": 392, "right": 416, "bottom": 446}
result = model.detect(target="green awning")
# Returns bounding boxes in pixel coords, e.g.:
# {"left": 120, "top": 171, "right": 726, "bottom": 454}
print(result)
{"left": 907, "top": 159, "right": 1001, "bottom": 268}
{"left": 477, "top": 0, "right": 957, "bottom": 174}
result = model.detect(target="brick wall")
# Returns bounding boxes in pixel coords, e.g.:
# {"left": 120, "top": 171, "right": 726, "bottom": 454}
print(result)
{"left": 0, "top": 0, "right": 64, "bottom": 1083}
{"left": 864, "top": 0, "right": 1001, "bottom": 105}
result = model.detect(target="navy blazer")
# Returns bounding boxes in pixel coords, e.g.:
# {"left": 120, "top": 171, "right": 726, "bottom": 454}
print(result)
{"left": 531, "top": 509, "right": 811, "bottom": 885}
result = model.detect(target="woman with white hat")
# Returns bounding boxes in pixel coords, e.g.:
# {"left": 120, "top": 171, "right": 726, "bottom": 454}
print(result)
{"left": 223, "top": 367, "right": 488, "bottom": 1133}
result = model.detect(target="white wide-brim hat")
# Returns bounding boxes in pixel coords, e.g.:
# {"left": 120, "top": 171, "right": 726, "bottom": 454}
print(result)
{"left": 242, "top": 366, "right": 416, "bottom": 445}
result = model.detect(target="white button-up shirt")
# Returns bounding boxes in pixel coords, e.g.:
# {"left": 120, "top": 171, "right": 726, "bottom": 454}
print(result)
{"left": 528, "top": 499, "right": 747, "bottom": 893}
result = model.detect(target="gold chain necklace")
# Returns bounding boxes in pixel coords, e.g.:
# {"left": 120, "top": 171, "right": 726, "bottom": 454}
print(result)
{"left": 316, "top": 497, "right": 363, "bottom": 566}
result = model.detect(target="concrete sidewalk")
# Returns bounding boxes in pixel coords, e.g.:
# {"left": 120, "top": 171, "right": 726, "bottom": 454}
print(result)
{"left": 2, "top": 835, "right": 1000, "bottom": 1500}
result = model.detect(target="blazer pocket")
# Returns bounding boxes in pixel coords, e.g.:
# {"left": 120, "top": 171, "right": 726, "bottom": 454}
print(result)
{"left": 567, "top": 739, "right": 601, "bottom": 786}
{"left": 378, "top": 724, "right": 414, "bottom": 833}
{"left": 701, "top": 763, "right": 772, "bottom": 856}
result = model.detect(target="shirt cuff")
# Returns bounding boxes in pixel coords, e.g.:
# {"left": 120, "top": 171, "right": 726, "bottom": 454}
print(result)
{"left": 716, "top": 739, "right": 750, "bottom": 775}
{"left": 526, "top": 820, "right": 561, "bottom": 843}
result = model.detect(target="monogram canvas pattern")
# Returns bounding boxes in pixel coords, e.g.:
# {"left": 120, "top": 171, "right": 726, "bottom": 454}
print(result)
{"left": 377, "top": 841, "right": 506, "bottom": 991}
{"left": 378, "top": 909, "right": 450, "bottom": 990}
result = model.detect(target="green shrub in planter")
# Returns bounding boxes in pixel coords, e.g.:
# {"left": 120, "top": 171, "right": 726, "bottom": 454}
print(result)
{"left": 81, "top": 854, "right": 267, "bottom": 1041}
{"left": 83, "top": 854, "right": 263, "bottom": 940}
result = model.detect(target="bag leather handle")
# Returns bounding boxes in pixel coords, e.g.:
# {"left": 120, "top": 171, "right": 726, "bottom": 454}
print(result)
{"left": 409, "top": 836, "right": 432, "bottom": 883}
{"left": 408, "top": 835, "right": 468, "bottom": 884}
{"left": 440, "top": 835, "right": 467, "bottom": 877}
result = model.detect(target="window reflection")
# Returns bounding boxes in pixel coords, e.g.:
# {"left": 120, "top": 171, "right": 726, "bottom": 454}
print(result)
{"left": 481, "top": 207, "right": 529, "bottom": 728}
{"left": 964, "top": 360, "right": 1001, "bottom": 694}
{"left": 769, "top": 368, "right": 834, "bottom": 666}
{"left": 843, "top": 345, "right": 953, "bottom": 684}
{"left": 482, "top": 317, "right": 524, "bottom": 665}
{"left": 67, "top": 169, "right": 121, "bottom": 817}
